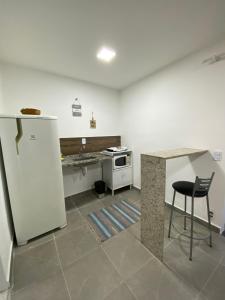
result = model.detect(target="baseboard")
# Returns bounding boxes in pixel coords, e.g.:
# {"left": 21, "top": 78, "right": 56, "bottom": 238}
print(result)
{"left": 165, "top": 202, "right": 221, "bottom": 233}
{"left": 65, "top": 188, "right": 93, "bottom": 199}
{"left": 130, "top": 187, "right": 220, "bottom": 233}
{"left": 0, "top": 240, "right": 13, "bottom": 292}
{"left": 7, "top": 241, "right": 13, "bottom": 285}
{"left": 132, "top": 185, "right": 140, "bottom": 191}
{"left": 8, "top": 241, "right": 13, "bottom": 288}
{"left": 0, "top": 289, "right": 9, "bottom": 299}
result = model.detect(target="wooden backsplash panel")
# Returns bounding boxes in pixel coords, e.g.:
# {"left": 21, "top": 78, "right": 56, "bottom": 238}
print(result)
{"left": 60, "top": 136, "right": 121, "bottom": 156}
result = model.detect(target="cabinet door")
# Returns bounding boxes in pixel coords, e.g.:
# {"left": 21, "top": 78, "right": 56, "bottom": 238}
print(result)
{"left": 113, "top": 167, "right": 132, "bottom": 189}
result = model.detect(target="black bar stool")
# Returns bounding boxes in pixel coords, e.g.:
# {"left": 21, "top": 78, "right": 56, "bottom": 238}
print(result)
{"left": 168, "top": 172, "right": 215, "bottom": 261}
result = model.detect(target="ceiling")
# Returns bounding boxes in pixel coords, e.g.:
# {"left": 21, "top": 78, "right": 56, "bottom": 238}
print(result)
{"left": 1, "top": 0, "right": 225, "bottom": 90}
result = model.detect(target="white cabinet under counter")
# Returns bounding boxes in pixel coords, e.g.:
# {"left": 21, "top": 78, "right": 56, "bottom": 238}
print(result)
{"left": 103, "top": 152, "right": 133, "bottom": 195}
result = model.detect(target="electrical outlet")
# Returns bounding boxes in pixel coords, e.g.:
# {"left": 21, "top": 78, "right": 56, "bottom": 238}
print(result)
{"left": 82, "top": 138, "right": 86, "bottom": 145}
{"left": 209, "top": 211, "right": 214, "bottom": 218}
{"left": 212, "top": 150, "right": 222, "bottom": 161}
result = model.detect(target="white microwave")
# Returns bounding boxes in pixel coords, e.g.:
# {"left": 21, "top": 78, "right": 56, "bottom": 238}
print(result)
{"left": 113, "top": 154, "right": 130, "bottom": 169}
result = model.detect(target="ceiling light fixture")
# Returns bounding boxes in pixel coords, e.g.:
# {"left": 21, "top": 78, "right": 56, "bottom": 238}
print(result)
{"left": 97, "top": 47, "right": 116, "bottom": 63}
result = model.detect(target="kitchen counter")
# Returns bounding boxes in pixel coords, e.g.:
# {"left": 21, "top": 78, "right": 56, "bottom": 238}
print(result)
{"left": 61, "top": 152, "right": 111, "bottom": 167}
{"left": 143, "top": 148, "right": 207, "bottom": 159}
{"left": 141, "top": 147, "right": 207, "bottom": 261}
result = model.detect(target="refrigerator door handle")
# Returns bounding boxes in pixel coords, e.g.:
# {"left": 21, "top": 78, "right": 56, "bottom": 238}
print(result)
{"left": 15, "top": 118, "right": 23, "bottom": 154}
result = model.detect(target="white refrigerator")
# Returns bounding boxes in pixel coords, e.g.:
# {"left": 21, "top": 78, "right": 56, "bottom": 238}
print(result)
{"left": 0, "top": 115, "right": 67, "bottom": 245}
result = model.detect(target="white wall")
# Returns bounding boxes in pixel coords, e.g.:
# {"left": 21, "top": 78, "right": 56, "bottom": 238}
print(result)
{"left": 0, "top": 65, "right": 13, "bottom": 292}
{"left": 0, "top": 65, "right": 4, "bottom": 112}
{"left": 121, "top": 39, "right": 225, "bottom": 230}
{"left": 0, "top": 63, "right": 121, "bottom": 196}
{"left": 1, "top": 63, "right": 120, "bottom": 137}
{"left": 0, "top": 148, "right": 13, "bottom": 292}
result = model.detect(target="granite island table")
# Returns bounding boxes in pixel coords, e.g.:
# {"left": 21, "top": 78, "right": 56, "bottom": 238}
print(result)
{"left": 141, "top": 148, "right": 207, "bottom": 261}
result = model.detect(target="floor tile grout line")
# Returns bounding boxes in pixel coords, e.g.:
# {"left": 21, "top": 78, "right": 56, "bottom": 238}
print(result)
{"left": 101, "top": 238, "right": 154, "bottom": 284}
{"left": 55, "top": 203, "right": 96, "bottom": 240}
{"left": 197, "top": 245, "right": 222, "bottom": 265}
{"left": 54, "top": 224, "right": 100, "bottom": 269}
{"left": 163, "top": 239, "right": 222, "bottom": 298}
{"left": 61, "top": 245, "right": 100, "bottom": 270}
{"left": 14, "top": 241, "right": 60, "bottom": 266}
{"left": 102, "top": 281, "right": 139, "bottom": 300}
{"left": 74, "top": 190, "right": 140, "bottom": 213}
{"left": 164, "top": 235, "right": 177, "bottom": 249}
{"left": 53, "top": 221, "right": 87, "bottom": 240}
{"left": 196, "top": 239, "right": 225, "bottom": 265}
{"left": 155, "top": 230, "right": 206, "bottom": 297}
{"left": 14, "top": 234, "right": 55, "bottom": 256}
{"left": 194, "top": 254, "right": 224, "bottom": 299}
{"left": 74, "top": 198, "right": 103, "bottom": 211}
{"left": 100, "top": 244, "right": 139, "bottom": 300}
{"left": 100, "top": 225, "right": 160, "bottom": 283}
{"left": 125, "top": 228, "right": 160, "bottom": 259}
{"left": 111, "top": 253, "right": 153, "bottom": 300}
{"left": 76, "top": 206, "right": 102, "bottom": 242}
{"left": 124, "top": 282, "right": 139, "bottom": 300}
{"left": 54, "top": 224, "right": 122, "bottom": 300}
{"left": 53, "top": 235, "right": 72, "bottom": 300}
{"left": 10, "top": 243, "right": 66, "bottom": 297}
{"left": 100, "top": 244, "right": 125, "bottom": 281}
{"left": 163, "top": 260, "right": 200, "bottom": 298}
{"left": 77, "top": 205, "right": 90, "bottom": 219}
{"left": 66, "top": 207, "right": 79, "bottom": 215}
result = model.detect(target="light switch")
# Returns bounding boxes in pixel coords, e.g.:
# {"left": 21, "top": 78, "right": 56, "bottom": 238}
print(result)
{"left": 212, "top": 150, "right": 222, "bottom": 161}
{"left": 82, "top": 138, "right": 86, "bottom": 145}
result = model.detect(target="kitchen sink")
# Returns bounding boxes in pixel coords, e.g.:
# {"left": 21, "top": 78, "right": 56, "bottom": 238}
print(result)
{"left": 73, "top": 156, "right": 97, "bottom": 161}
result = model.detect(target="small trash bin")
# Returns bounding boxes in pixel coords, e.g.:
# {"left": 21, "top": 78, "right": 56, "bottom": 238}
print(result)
{"left": 94, "top": 180, "right": 106, "bottom": 198}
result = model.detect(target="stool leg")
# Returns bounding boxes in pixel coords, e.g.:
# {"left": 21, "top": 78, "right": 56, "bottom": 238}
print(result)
{"left": 184, "top": 195, "right": 187, "bottom": 230}
{"left": 168, "top": 190, "right": 176, "bottom": 238}
{"left": 206, "top": 195, "right": 212, "bottom": 247}
{"left": 189, "top": 196, "right": 194, "bottom": 261}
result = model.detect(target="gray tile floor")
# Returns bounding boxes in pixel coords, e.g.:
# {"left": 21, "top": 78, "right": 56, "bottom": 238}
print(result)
{"left": 8, "top": 188, "right": 225, "bottom": 300}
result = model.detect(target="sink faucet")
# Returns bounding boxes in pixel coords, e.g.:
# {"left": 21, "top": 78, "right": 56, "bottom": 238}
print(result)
{"left": 79, "top": 144, "right": 86, "bottom": 157}
{"left": 79, "top": 137, "right": 87, "bottom": 157}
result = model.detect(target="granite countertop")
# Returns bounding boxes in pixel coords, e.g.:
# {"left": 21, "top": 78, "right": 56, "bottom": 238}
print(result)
{"left": 61, "top": 152, "right": 111, "bottom": 167}
{"left": 142, "top": 148, "right": 208, "bottom": 159}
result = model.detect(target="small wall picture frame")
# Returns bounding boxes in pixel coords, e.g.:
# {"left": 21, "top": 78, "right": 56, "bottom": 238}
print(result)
{"left": 72, "top": 98, "right": 82, "bottom": 117}
{"left": 90, "top": 112, "right": 96, "bottom": 128}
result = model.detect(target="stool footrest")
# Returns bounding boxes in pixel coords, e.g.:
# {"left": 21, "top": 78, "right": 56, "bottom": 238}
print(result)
{"left": 172, "top": 215, "right": 211, "bottom": 241}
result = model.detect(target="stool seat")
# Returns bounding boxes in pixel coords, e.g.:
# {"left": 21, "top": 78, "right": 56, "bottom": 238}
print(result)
{"left": 169, "top": 173, "right": 215, "bottom": 261}
{"left": 172, "top": 181, "right": 208, "bottom": 197}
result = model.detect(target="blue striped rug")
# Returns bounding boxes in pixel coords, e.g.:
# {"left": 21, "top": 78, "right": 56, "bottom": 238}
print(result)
{"left": 87, "top": 199, "right": 141, "bottom": 242}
